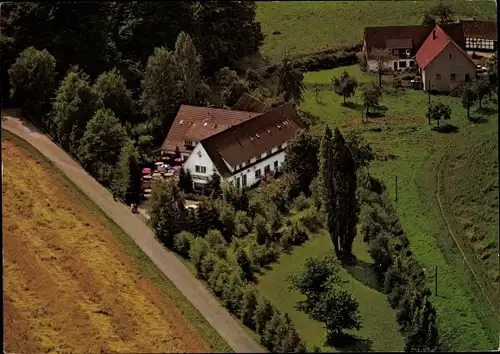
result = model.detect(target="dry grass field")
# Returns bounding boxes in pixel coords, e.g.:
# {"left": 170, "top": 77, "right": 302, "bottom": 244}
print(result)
{"left": 2, "top": 138, "right": 213, "bottom": 353}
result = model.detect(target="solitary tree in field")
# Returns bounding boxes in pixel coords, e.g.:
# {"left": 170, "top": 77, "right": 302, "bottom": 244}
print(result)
{"left": 472, "top": 78, "right": 490, "bottom": 108}
{"left": 8, "top": 46, "right": 57, "bottom": 127}
{"left": 332, "top": 71, "right": 358, "bottom": 104}
{"left": 372, "top": 48, "right": 393, "bottom": 87}
{"left": 361, "top": 82, "right": 382, "bottom": 121}
{"left": 422, "top": 2, "right": 454, "bottom": 25}
{"left": 461, "top": 87, "right": 477, "bottom": 119}
{"left": 426, "top": 102, "right": 451, "bottom": 127}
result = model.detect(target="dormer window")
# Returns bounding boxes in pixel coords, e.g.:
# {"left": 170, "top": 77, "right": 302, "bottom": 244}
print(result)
{"left": 184, "top": 140, "right": 193, "bottom": 146}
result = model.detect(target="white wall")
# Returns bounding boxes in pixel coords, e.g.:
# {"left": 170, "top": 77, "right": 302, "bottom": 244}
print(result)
{"left": 226, "top": 150, "right": 286, "bottom": 187}
{"left": 367, "top": 58, "right": 416, "bottom": 72}
{"left": 183, "top": 143, "right": 219, "bottom": 184}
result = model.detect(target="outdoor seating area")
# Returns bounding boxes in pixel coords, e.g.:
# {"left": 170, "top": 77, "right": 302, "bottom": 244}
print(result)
{"left": 141, "top": 154, "right": 185, "bottom": 199}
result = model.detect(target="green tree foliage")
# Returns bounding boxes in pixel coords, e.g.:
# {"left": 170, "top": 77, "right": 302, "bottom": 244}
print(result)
{"left": 149, "top": 180, "right": 187, "bottom": 247}
{"left": 174, "top": 31, "right": 209, "bottom": 105}
{"left": 319, "top": 127, "right": 358, "bottom": 261}
{"left": 289, "top": 256, "right": 361, "bottom": 341}
{"left": 361, "top": 82, "right": 382, "bottom": 119}
{"left": 426, "top": 102, "right": 451, "bottom": 127}
{"left": 332, "top": 70, "right": 358, "bottom": 104}
{"left": 282, "top": 130, "right": 320, "bottom": 196}
{"left": 222, "top": 270, "right": 245, "bottom": 314}
{"left": 276, "top": 56, "right": 305, "bottom": 104}
{"left": 235, "top": 247, "right": 253, "bottom": 280}
{"left": 178, "top": 168, "right": 194, "bottom": 193}
{"left": 140, "top": 46, "right": 185, "bottom": 143}
{"left": 240, "top": 284, "right": 259, "bottom": 328}
{"left": 208, "top": 258, "right": 233, "bottom": 296}
{"left": 111, "top": 140, "right": 142, "bottom": 204}
{"left": 194, "top": 199, "right": 221, "bottom": 237}
{"left": 8, "top": 46, "right": 57, "bottom": 126}
{"left": 78, "top": 109, "right": 128, "bottom": 185}
{"left": 345, "top": 131, "right": 375, "bottom": 168}
{"left": 461, "top": 86, "right": 477, "bottom": 119}
{"left": 51, "top": 71, "right": 100, "bottom": 153}
{"left": 404, "top": 297, "right": 439, "bottom": 352}
{"left": 93, "top": 68, "right": 135, "bottom": 123}
{"left": 472, "top": 78, "right": 490, "bottom": 108}
{"left": 205, "top": 229, "right": 227, "bottom": 248}
{"left": 190, "top": 237, "right": 210, "bottom": 275}
{"left": 254, "top": 297, "right": 276, "bottom": 334}
{"left": 217, "top": 200, "right": 237, "bottom": 242}
{"left": 222, "top": 182, "right": 249, "bottom": 211}
{"left": 190, "top": 1, "right": 264, "bottom": 74}
{"left": 234, "top": 210, "right": 252, "bottom": 238}
{"left": 222, "top": 79, "right": 251, "bottom": 107}
{"left": 200, "top": 251, "right": 219, "bottom": 280}
{"left": 206, "top": 173, "right": 222, "bottom": 198}
{"left": 254, "top": 213, "right": 270, "bottom": 245}
{"left": 422, "top": 2, "right": 454, "bottom": 25}
{"left": 261, "top": 311, "right": 283, "bottom": 350}
{"left": 215, "top": 67, "right": 239, "bottom": 87}
{"left": 173, "top": 231, "right": 195, "bottom": 258}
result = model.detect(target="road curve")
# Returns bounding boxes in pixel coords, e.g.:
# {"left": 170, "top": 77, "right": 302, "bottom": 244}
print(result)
{"left": 1, "top": 114, "right": 266, "bottom": 354}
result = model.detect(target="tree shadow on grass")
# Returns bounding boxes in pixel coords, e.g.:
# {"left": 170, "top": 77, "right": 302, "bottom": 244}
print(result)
{"left": 341, "top": 101, "right": 364, "bottom": 111}
{"left": 431, "top": 124, "right": 459, "bottom": 133}
{"left": 326, "top": 332, "right": 374, "bottom": 352}
{"left": 344, "top": 258, "right": 382, "bottom": 293}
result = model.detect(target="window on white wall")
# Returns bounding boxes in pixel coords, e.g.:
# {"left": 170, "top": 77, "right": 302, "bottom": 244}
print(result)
{"left": 242, "top": 174, "right": 247, "bottom": 186}
{"left": 264, "top": 164, "right": 270, "bottom": 173}
{"left": 274, "top": 160, "right": 278, "bottom": 169}
{"left": 201, "top": 166, "right": 207, "bottom": 173}
{"left": 255, "top": 169, "right": 261, "bottom": 179}
{"left": 195, "top": 165, "right": 207, "bottom": 173}
{"left": 195, "top": 165, "right": 200, "bottom": 173}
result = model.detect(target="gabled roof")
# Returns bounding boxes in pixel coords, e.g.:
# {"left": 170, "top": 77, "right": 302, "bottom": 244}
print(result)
{"left": 416, "top": 24, "right": 474, "bottom": 69}
{"left": 385, "top": 38, "right": 413, "bottom": 49}
{"left": 460, "top": 20, "right": 497, "bottom": 40}
{"left": 231, "top": 93, "right": 268, "bottom": 113}
{"left": 363, "top": 23, "right": 465, "bottom": 58}
{"left": 159, "top": 105, "right": 260, "bottom": 153}
{"left": 200, "top": 102, "right": 306, "bottom": 177}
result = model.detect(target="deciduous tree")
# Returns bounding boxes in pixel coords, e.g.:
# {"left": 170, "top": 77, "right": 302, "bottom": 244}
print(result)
{"left": 426, "top": 102, "right": 451, "bottom": 127}
{"left": 78, "top": 109, "right": 128, "bottom": 184}
{"left": 472, "top": 77, "right": 490, "bottom": 108}
{"left": 282, "top": 130, "right": 320, "bottom": 196}
{"left": 51, "top": 71, "right": 100, "bottom": 153}
{"left": 149, "top": 180, "right": 187, "bottom": 247}
{"left": 461, "top": 86, "right": 477, "bottom": 119}
{"left": 178, "top": 168, "right": 194, "bottom": 193}
{"left": 254, "top": 298, "right": 275, "bottom": 334}
{"left": 240, "top": 284, "right": 259, "bottom": 328}
{"left": 111, "top": 140, "right": 142, "bottom": 204}
{"left": 8, "top": 46, "right": 57, "bottom": 127}
{"left": 93, "top": 68, "right": 135, "bottom": 123}
{"left": 332, "top": 71, "right": 358, "bottom": 104}
{"left": 372, "top": 49, "right": 393, "bottom": 87}
{"left": 361, "top": 82, "right": 382, "bottom": 120}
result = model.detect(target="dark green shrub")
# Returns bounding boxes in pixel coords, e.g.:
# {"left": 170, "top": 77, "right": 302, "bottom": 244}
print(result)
{"left": 173, "top": 231, "right": 194, "bottom": 257}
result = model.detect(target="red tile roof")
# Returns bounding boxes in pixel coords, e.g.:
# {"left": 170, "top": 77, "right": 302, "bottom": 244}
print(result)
{"left": 200, "top": 103, "right": 306, "bottom": 177}
{"left": 364, "top": 23, "right": 465, "bottom": 58}
{"left": 159, "top": 105, "right": 260, "bottom": 153}
{"left": 231, "top": 93, "right": 268, "bottom": 113}
{"left": 460, "top": 20, "right": 497, "bottom": 40}
{"left": 385, "top": 38, "right": 412, "bottom": 49}
{"left": 416, "top": 25, "right": 474, "bottom": 69}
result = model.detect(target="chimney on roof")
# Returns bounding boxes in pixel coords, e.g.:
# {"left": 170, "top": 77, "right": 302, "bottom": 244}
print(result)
{"left": 432, "top": 29, "right": 436, "bottom": 40}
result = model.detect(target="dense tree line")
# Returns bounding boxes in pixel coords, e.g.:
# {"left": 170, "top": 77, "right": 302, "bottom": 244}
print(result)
{"left": 357, "top": 168, "right": 439, "bottom": 351}
{"left": 1, "top": 1, "right": 264, "bottom": 106}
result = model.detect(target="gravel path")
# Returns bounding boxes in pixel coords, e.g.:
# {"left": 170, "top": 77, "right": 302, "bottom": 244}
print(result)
{"left": 1, "top": 114, "right": 265, "bottom": 353}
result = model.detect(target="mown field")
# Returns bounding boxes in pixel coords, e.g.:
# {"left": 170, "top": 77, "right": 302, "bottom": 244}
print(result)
{"left": 2, "top": 132, "right": 231, "bottom": 353}
{"left": 291, "top": 65, "right": 498, "bottom": 351}
{"left": 256, "top": 0, "right": 497, "bottom": 61}
{"left": 258, "top": 230, "right": 405, "bottom": 351}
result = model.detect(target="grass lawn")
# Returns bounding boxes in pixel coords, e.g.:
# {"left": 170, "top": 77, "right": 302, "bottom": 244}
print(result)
{"left": 1, "top": 129, "right": 232, "bottom": 353}
{"left": 297, "top": 65, "right": 499, "bottom": 351}
{"left": 256, "top": 0, "right": 497, "bottom": 61}
{"left": 258, "top": 229, "right": 405, "bottom": 352}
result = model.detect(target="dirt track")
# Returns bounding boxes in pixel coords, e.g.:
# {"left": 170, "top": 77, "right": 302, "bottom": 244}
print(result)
{"left": 1, "top": 113, "right": 265, "bottom": 353}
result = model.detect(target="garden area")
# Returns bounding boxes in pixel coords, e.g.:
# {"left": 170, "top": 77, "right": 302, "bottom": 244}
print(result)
{"left": 293, "top": 64, "right": 498, "bottom": 351}
{"left": 256, "top": 0, "right": 497, "bottom": 61}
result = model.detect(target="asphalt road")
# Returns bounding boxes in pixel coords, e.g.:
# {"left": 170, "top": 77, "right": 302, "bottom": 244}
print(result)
{"left": 1, "top": 114, "right": 266, "bottom": 353}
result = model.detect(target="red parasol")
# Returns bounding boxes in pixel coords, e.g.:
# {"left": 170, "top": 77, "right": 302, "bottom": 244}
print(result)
{"left": 161, "top": 156, "right": 170, "bottom": 161}
{"left": 142, "top": 168, "right": 151, "bottom": 174}
{"left": 174, "top": 157, "right": 184, "bottom": 162}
